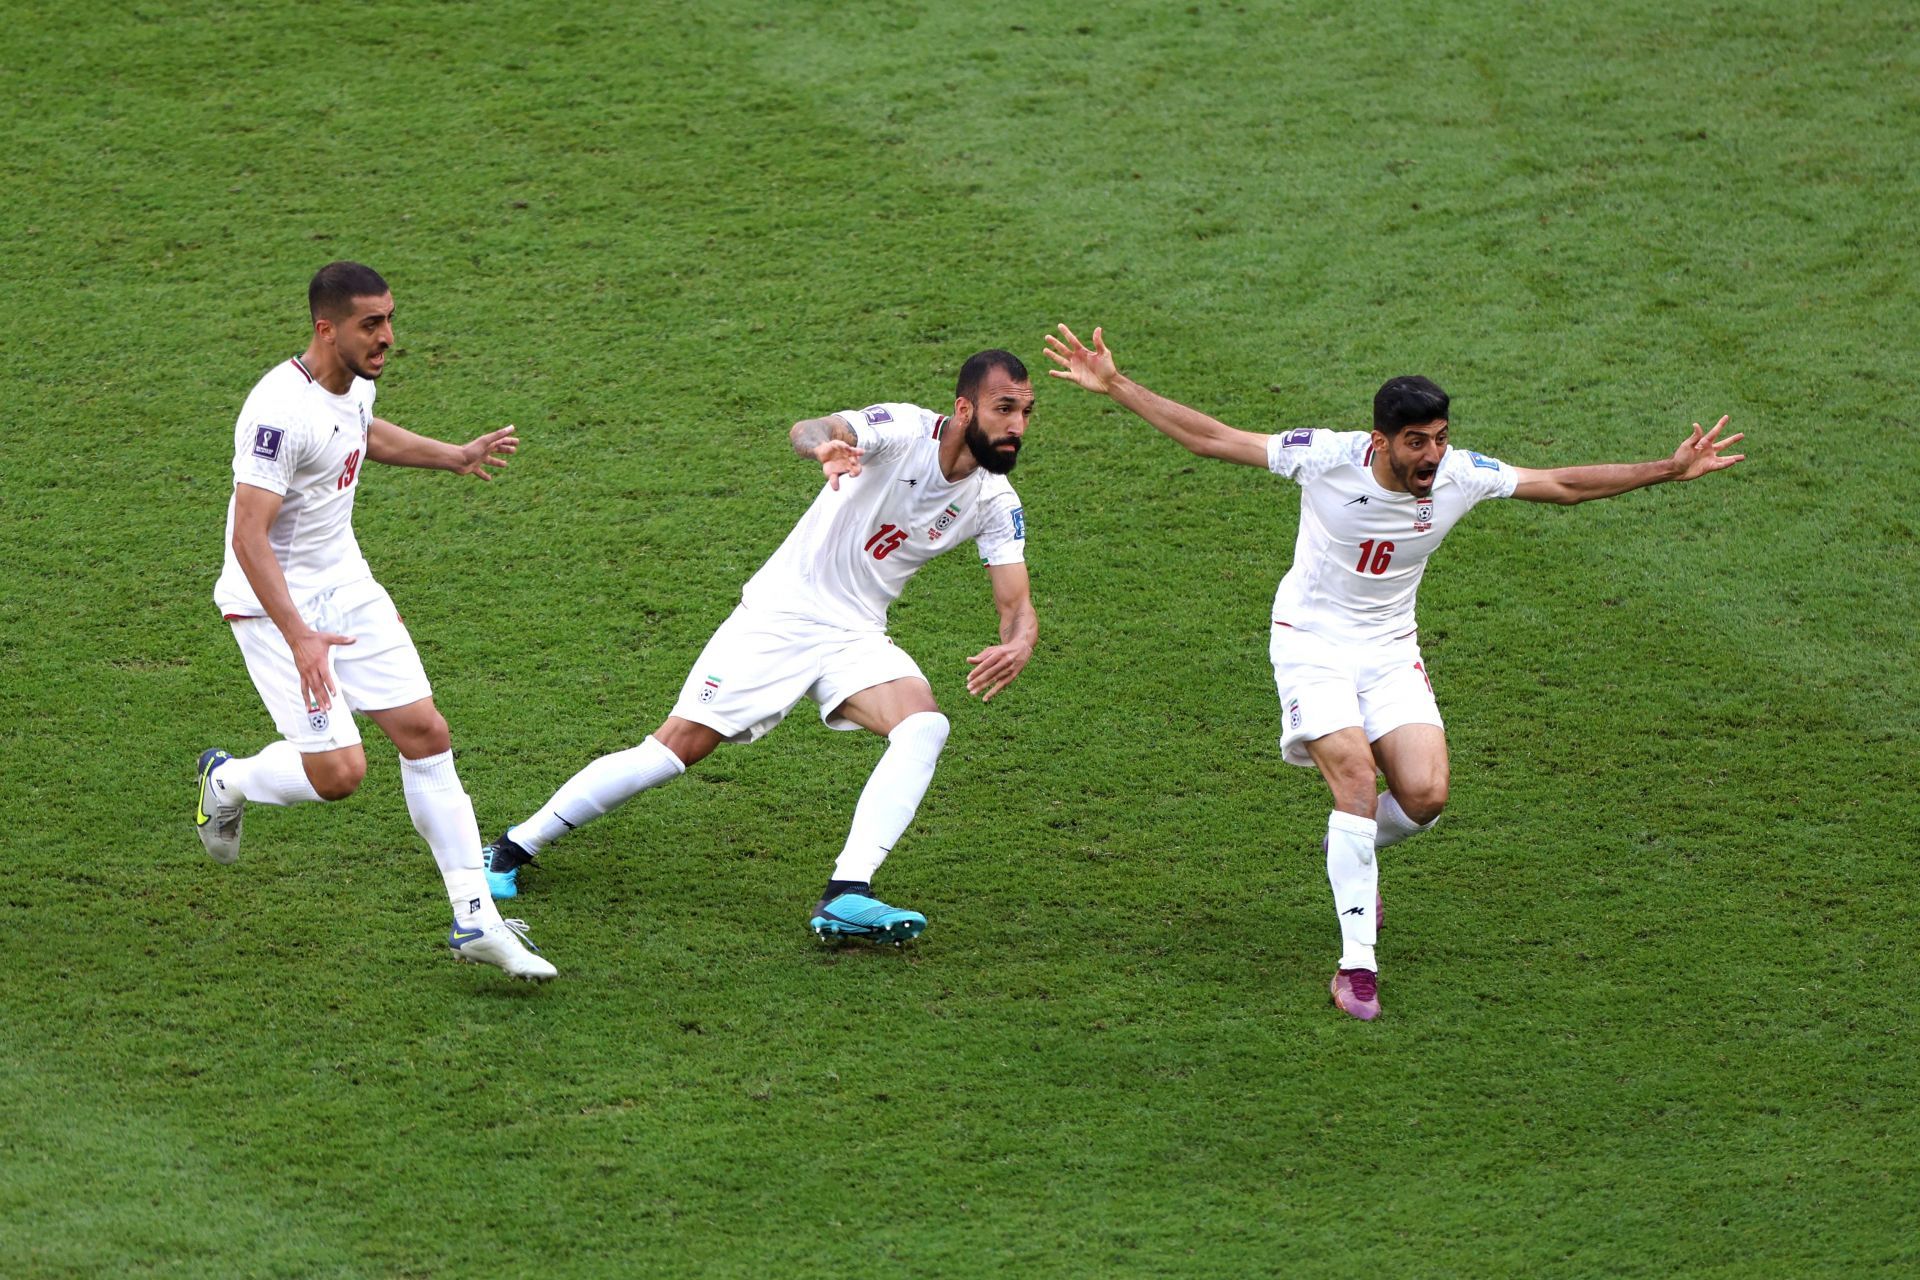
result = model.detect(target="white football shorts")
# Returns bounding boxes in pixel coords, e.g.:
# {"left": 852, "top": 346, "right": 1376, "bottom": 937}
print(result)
{"left": 1270, "top": 624, "right": 1442, "bottom": 767}
{"left": 229, "top": 577, "right": 433, "bottom": 752}
{"left": 669, "top": 604, "right": 927, "bottom": 744}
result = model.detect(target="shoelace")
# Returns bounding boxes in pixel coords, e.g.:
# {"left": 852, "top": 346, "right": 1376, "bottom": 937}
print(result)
{"left": 498, "top": 919, "right": 540, "bottom": 951}
{"left": 1347, "top": 969, "right": 1378, "bottom": 1001}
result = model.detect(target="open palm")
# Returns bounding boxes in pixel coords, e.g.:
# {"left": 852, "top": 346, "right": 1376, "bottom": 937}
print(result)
{"left": 1044, "top": 324, "right": 1119, "bottom": 394}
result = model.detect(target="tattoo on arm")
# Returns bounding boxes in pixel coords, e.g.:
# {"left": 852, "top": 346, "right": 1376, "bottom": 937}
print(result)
{"left": 790, "top": 415, "right": 852, "bottom": 458}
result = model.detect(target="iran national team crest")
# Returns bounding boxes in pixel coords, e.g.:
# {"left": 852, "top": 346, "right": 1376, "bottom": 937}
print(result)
{"left": 1286, "top": 697, "right": 1302, "bottom": 730}
{"left": 1413, "top": 499, "right": 1433, "bottom": 533}
{"left": 308, "top": 709, "right": 329, "bottom": 733}
{"left": 927, "top": 502, "right": 960, "bottom": 541}
{"left": 699, "top": 674, "right": 721, "bottom": 704}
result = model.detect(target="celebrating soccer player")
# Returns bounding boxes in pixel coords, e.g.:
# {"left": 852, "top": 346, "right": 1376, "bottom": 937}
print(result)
{"left": 481, "top": 351, "right": 1039, "bottom": 942}
{"left": 1045, "top": 323, "right": 1742, "bottom": 1020}
{"left": 195, "top": 261, "right": 555, "bottom": 982}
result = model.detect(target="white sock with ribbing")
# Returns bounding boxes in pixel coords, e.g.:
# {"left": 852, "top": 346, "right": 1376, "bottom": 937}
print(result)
{"left": 210, "top": 740, "right": 323, "bottom": 806}
{"left": 1374, "top": 791, "right": 1439, "bottom": 849}
{"left": 509, "top": 736, "right": 687, "bottom": 854}
{"left": 831, "top": 712, "right": 951, "bottom": 884}
{"left": 1326, "top": 809, "right": 1379, "bottom": 971}
{"left": 400, "top": 750, "right": 500, "bottom": 928}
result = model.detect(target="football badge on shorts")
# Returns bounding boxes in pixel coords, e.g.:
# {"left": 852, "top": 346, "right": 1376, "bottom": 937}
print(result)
{"left": 1286, "top": 697, "right": 1302, "bottom": 730}
{"left": 308, "top": 709, "right": 330, "bottom": 733}
{"left": 699, "top": 674, "right": 721, "bottom": 704}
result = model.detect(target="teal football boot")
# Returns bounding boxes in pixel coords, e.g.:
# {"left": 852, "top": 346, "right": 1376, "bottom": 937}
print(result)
{"left": 809, "top": 890, "right": 926, "bottom": 945}
{"left": 481, "top": 830, "right": 537, "bottom": 900}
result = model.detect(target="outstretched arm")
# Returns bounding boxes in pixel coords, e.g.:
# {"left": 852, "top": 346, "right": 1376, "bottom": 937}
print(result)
{"left": 1044, "top": 324, "right": 1271, "bottom": 468}
{"left": 967, "top": 561, "right": 1038, "bottom": 703}
{"left": 368, "top": 418, "right": 518, "bottom": 480}
{"left": 790, "top": 414, "right": 864, "bottom": 490}
{"left": 1511, "top": 416, "right": 1745, "bottom": 505}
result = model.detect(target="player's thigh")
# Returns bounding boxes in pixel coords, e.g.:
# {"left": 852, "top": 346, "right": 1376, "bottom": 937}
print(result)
{"left": 230, "top": 617, "right": 364, "bottom": 752}
{"left": 811, "top": 633, "right": 932, "bottom": 735}
{"left": 332, "top": 583, "right": 435, "bottom": 724}
{"left": 1271, "top": 626, "right": 1364, "bottom": 769}
{"left": 1303, "top": 726, "right": 1381, "bottom": 815}
{"left": 833, "top": 677, "right": 939, "bottom": 737}
{"left": 1370, "top": 723, "right": 1450, "bottom": 815}
{"left": 1355, "top": 642, "right": 1444, "bottom": 764}
{"left": 667, "top": 606, "right": 821, "bottom": 745}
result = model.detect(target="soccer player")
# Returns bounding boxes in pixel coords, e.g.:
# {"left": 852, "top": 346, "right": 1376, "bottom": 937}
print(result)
{"left": 1044, "top": 324, "right": 1742, "bottom": 1020}
{"left": 480, "top": 350, "right": 1038, "bottom": 943}
{"left": 194, "top": 261, "right": 556, "bottom": 982}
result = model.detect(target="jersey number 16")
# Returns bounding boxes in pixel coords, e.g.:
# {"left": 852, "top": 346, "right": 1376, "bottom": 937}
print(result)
{"left": 1354, "top": 539, "right": 1394, "bottom": 574}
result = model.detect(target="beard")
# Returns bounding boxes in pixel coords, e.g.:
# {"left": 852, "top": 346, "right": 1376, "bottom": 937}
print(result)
{"left": 965, "top": 420, "right": 1021, "bottom": 474}
{"left": 1391, "top": 454, "right": 1437, "bottom": 497}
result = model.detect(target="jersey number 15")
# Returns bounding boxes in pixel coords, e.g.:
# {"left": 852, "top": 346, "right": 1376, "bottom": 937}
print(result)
{"left": 864, "top": 524, "right": 909, "bottom": 560}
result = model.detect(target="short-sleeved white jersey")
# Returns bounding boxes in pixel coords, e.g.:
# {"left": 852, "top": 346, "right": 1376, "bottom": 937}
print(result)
{"left": 213, "top": 357, "right": 376, "bottom": 617}
{"left": 739, "top": 402, "right": 1026, "bottom": 632}
{"left": 1265, "top": 428, "right": 1517, "bottom": 642}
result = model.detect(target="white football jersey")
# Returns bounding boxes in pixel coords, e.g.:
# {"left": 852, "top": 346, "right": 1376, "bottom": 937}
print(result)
{"left": 213, "top": 357, "right": 376, "bottom": 617}
{"left": 1266, "top": 428, "right": 1517, "bottom": 642}
{"left": 740, "top": 402, "right": 1026, "bottom": 632}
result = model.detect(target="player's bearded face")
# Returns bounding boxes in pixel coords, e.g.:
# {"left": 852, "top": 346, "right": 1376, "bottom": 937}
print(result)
{"left": 331, "top": 293, "right": 395, "bottom": 381}
{"left": 1384, "top": 421, "right": 1447, "bottom": 497}
{"left": 964, "top": 413, "right": 1023, "bottom": 474}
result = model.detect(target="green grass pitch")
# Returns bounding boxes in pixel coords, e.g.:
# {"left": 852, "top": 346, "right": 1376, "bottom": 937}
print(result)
{"left": 3, "top": 1, "right": 1916, "bottom": 1275}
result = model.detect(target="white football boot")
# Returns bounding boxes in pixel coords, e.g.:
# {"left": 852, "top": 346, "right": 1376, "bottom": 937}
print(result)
{"left": 194, "top": 748, "right": 245, "bottom": 864}
{"left": 448, "top": 917, "right": 558, "bottom": 982}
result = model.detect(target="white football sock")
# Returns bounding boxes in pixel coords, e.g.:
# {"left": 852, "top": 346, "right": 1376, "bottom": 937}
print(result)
{"left": 832, "top": 711, "right": 950, "bottom": 884}
{"left": 400, "top": 750, "right": 500, "bottom": 928}
{"left": 510, "top": 735, "right": 686, "bottom": 854}
{"left": 1375, "top": 790, "right": 1439, "bottom": 848}
{"left": 1326, "top": 809, "right": 1379, "bottom": 971}
{"left": 211, "top": 740, "right": 322, "bottom": 806}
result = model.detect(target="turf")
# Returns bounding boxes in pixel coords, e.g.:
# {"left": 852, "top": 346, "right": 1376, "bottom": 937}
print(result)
{"left": 3, "top": 1, "right": 1916, "bottom": 1276}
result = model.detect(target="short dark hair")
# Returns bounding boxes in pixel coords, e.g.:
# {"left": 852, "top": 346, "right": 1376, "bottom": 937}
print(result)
{"left": 1373, "top": 375, "right": 1449, "bottom": 436}
{"left": 309, "top": 261, "right": 389, "bottom": 320}
{"left": 956, "top": 349, "right": 1029, "bottom": 404}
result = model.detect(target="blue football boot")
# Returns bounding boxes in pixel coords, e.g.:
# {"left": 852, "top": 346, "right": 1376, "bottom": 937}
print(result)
{"left": 810, "top": 890, "right": 926, "bottom": 945}
{"left": 481, "top": 830, "right": 537, "bottom": 900}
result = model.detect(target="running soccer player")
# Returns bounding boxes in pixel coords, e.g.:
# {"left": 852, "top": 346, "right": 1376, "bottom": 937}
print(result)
{"left": 480, "top": 351, "right": 1038, "bottom": 943}
{"left": 195, "top": 261, "right": 556, "bottom": 982}
{"left": 1045, "top": 324, "right": 1742, "bottom": 1020}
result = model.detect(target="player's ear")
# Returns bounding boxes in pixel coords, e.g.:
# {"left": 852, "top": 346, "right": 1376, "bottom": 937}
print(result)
{"left": 951, "top": 396, "right": 973, "bottom": 429}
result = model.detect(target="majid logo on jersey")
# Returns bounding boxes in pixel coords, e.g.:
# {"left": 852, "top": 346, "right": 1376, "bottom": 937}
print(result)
{"left": 927, "top": 503, "right": 961, "bottom": 541}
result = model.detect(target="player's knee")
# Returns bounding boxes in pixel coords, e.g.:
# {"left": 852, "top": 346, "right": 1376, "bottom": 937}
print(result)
{"left": 397, "top": 709, "right": 451, "bottom": 758}
{"left": 653, "top": 719, "right": 718, "bottom": 769}
{"left": 1400, "top": 778, "right": 1448, "bottom": 825}
{"left": 308, "top": 754, "right": 366, "bottom": 801}
{"left": 1328, "top": 767, "right": 1378, "bottom": 816}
